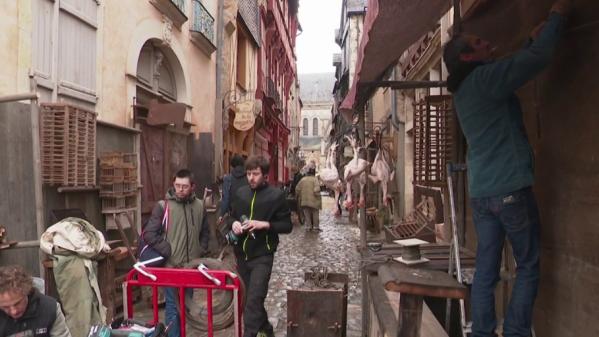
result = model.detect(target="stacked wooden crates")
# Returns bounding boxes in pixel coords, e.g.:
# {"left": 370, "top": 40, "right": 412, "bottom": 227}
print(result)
{"left": 99, "top": 152, "right": 138, "bottom": 229}
{"left": 40, "top": 103, "right": 96, "bottom": 187}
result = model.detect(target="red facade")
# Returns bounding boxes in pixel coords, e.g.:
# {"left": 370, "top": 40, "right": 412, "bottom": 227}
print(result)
{"left": 255, "top": 0, "right": 299, "bottom": 185}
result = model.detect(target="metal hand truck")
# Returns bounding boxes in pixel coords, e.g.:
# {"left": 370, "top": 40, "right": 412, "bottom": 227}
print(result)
{"left": 123, "top": 258, "right": 244, "bottom": 337}
{"left": 445, "top": 163, "right": 536, "bottom": 337}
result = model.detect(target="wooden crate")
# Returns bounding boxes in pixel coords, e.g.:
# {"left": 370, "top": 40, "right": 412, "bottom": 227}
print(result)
{"left": 40, "top": 103, "right": 96, "bottom": 187}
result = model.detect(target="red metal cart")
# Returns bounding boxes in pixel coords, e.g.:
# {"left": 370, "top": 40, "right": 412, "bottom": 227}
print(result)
{"left": 123, "top": 263, "right": 243, "bottom": 337}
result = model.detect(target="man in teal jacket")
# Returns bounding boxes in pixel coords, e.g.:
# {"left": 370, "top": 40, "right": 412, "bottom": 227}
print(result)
{"left": 443, "top": 1, "right": 571, "bottom": 336}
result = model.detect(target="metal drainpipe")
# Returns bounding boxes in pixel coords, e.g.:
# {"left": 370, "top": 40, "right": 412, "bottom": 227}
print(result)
{"left": 214, "top": 0, "right": 225, "bottom": 181}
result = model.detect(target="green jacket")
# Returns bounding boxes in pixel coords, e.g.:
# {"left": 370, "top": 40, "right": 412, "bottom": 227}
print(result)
{"left": 296, "top": 175, "right": 322, "bottom": 209}
{"left": 144, "top": 188, "right": 209, "bottom": 267}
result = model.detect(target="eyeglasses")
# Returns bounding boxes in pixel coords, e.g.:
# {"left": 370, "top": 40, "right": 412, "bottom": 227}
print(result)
{"left": 174, "top": 183, "right": 191, "bottom": 190}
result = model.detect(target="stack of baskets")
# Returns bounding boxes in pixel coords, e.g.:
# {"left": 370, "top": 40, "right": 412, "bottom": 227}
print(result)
{"left": 99, "top": 152, "right": 138, "bottom": 214}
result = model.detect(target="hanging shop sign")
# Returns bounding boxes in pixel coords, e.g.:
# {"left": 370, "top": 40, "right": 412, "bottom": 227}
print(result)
{"left": 233, "top": 101, "right": 256, "bottom": 131}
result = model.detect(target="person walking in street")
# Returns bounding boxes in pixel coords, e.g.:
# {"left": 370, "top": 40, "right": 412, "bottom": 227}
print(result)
{"left": 226, "top": 155, "right": 292, "bottom": 337}
{"left": 442, "top": 1, "right": 571, "bottom": 336}
{"left": 295, "top": 167, "right": 322, "bottom": 232}
{"left": 143, "top": 169, "right": 210, "bottom": 337}
{"left": 0, "top": 265, "right": 71, "bottom": 337}
{"left": 220, "top": 155, "right": 248, "bottom": 223}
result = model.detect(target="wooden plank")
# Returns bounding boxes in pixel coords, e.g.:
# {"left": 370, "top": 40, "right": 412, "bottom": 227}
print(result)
{"left": 378, "top": 263, "right": 467, "bottom": 300}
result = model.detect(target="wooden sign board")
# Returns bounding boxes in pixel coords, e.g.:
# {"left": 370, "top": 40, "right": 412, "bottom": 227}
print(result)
{"left": 233, "top": 101, "right": 256, "bottom": 131}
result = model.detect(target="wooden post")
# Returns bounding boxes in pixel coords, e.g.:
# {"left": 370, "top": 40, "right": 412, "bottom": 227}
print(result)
{"left": 27, "top": 79, "right": 45, "bottom": 277}
{"left": 113, "top": 214, "right": 138, "bottom": 264}
{"left": 358, "top": 106, "right": 367, "bottom": 251}
{"left": 453, "top": 0, "right": 462, "bottom": 35}
{"left": 398, "top": 294, "right": 423, "bottom": 337}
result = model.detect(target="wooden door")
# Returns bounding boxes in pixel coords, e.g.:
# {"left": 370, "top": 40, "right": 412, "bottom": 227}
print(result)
{"left": 166, "top": 131, "right": 190, "bottom": 184}
{"left": 140, "top": 124, "right": 167, "bottom": 223}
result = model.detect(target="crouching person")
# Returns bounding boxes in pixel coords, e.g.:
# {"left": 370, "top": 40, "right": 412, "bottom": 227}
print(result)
{"left": 0, "top": 265, "right": 71, "bottom": 337}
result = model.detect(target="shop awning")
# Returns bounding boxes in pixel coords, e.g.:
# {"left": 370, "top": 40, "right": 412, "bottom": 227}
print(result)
{"left": 339, "top": 0, "right": 451, "bottom": 121}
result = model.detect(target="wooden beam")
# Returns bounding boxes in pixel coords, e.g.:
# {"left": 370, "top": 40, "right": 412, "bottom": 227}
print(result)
{"left": 0, "top": 92, "right": 39, "bottom": 103}
{"left": 361, "top": 81, "right": 447, "bottom": 90}
{"left": 453, "top": 0, "right": 462, "bottom": 35}
{"left": 378, "top": 263, "right": 467, "bottom": 300}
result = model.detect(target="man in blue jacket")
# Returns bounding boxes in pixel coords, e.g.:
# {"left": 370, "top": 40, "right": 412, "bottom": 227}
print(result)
{"left": 443, "top": 1, "right": 571, "bottom": 336}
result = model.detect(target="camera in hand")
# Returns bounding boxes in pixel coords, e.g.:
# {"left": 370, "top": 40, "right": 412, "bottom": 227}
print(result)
{"left": 225, "top": 215, "right": 253, "bottom": 245}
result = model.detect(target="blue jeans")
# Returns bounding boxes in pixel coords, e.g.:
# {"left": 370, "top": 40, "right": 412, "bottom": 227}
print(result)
{"left": 164, "top": 288, "right": 180, "bottom": 337}
{"left": 470, "top": 187, "right": 540, "bottom": 337}
{"left": 165, "top": 287, "right": 193, "bottom": 337}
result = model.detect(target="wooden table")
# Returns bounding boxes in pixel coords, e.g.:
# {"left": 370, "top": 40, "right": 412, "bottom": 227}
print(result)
{"left": 378, "top": 263, "right": 467, "bottom": 337}
{"left": 361, "top": 242, "right": 475, "bottom": 337}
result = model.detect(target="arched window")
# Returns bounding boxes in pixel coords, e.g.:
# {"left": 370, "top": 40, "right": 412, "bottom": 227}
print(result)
{"left": 312, "top": 118, "right": 319, "bottom": 136}
{"left": 137, "top": 41, "right": 177, "bottom": 101}
{"left": 303, "top": 118, "right": 308, "bottom": 136}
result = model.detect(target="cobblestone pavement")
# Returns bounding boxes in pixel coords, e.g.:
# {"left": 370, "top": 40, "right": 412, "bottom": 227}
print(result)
{"left": 265, "top": 197, "right": 363, "bottom": 337}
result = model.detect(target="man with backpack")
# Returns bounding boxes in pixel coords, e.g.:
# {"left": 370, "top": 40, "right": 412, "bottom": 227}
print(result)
{"left": 295, "top": 167, "right": 322, "bottom": 231}
{"left": 219, "top": 155, "right": 248, "bottom": 223}
{"left": 142, "top": 169, "right": 210, "bottom": 337}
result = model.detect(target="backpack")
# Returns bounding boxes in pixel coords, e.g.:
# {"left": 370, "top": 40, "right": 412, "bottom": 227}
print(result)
{"left": 138, "top": 200, "right": 169, "bottom": 267}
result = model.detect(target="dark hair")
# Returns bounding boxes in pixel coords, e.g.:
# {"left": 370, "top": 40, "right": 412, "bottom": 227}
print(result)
{"left": 443, "top": 34, "right": 474, "bottom": 74}
{"left": 174, "top": 169, "right": 195, "bottom": 183}
{"left": 230, "top": 154, "right": 245, "bottom": 168}
{"left": 307, "top": 168, "right": 316, "bottom": 176}
{"left": 245, "top": 155, "right": 270, "bottom": 175}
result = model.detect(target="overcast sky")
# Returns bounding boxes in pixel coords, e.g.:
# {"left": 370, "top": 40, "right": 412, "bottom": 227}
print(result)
{"left": 296, "top": 0, "right": 342, "bottom": 74}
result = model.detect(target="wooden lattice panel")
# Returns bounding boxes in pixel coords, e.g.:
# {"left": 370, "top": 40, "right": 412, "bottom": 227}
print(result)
{"left": 40, "top": 103, "right": 96, "bottom": 187}
{"left": 413, "top": 95, "right": 454, "bottom": 187}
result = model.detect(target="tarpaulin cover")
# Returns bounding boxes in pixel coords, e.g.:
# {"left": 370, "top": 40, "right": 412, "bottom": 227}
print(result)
{"left": 339, "top": 0, "right": 451, "bottom": 121}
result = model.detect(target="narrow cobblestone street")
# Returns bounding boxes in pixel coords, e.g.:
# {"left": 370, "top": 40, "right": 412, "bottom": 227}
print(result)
{"left": 265, "top": 197, "right": 363, "bottom": 337}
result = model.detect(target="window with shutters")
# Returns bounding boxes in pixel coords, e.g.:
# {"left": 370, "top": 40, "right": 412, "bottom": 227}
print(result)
{"left": 136, "top": 42, "right": 178, "bottom": 102}
{"left": 312, "top": 118, "right": 318, "bottom": 136}
{"left": 33, "top": 0, "right": 99, "bottom": 104}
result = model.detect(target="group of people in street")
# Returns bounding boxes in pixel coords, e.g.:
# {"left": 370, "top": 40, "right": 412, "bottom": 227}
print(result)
{"left": 1, "top": 154, "right": 291, "bottom": 337}
{"left": 147, "top": 155, "right": 292, "bottom": 337}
